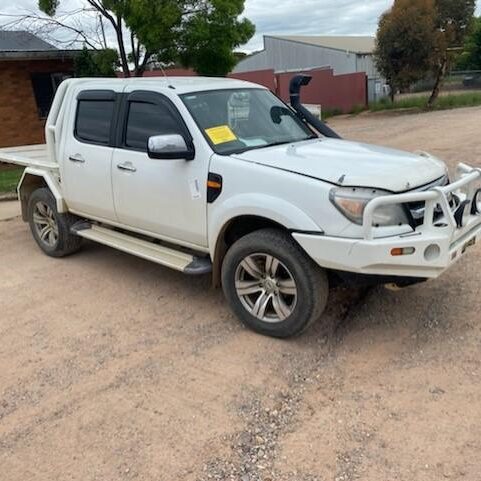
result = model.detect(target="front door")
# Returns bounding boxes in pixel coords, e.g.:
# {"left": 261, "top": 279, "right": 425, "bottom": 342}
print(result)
{"left": 111, "top": 90, "right": 207, "bottom": 248}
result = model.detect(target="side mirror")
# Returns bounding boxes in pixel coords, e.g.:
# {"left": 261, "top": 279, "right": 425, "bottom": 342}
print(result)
{"left": 147, "top": 134, "right": 195, "bottom": 160}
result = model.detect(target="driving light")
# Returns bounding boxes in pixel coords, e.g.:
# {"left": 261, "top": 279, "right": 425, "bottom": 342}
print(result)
{"left": 330, "top": 187, "right": 409, "bottom": 227}
{"left": 391, "top": 247, "right": 415, "bottom": 256}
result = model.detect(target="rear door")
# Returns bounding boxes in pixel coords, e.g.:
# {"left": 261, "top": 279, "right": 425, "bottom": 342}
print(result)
{"left": 111, "top": 90, "right": 208, "bottom": 247}
{"left": 62, "top": 90, "right": 119, "bottom": 221}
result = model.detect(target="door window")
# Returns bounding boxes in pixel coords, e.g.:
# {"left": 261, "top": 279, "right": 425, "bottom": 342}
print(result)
{"left": 75, "top": 99, "right": 115, "bottom": 145}
{"left": 125, "top": 101, "right": 183, "bottom": 151}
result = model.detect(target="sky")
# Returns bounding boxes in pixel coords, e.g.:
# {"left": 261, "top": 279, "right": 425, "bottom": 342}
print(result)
{"left": 0, "top": 0, "right": 480, "bottom": 52}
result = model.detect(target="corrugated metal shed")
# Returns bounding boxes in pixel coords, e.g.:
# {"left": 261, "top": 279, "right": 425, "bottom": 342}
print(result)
{"left": 275, "top": 36, "right": 376, "bottom": 54}
{"left": 234, "top": 35, "right": 380, "bottom": 80}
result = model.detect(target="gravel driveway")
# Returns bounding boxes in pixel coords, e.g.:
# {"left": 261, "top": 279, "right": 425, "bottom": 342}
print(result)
{"left": 1, "top": 106, "right": 480, "bottom": 481}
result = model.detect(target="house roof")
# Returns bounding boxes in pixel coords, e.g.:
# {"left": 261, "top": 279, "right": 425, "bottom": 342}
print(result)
{"left": 0, "top": 30, "right": 57, "bottom": 51}
{"left": 269, "top": 35, "right": 376, "bottom": 54}
{"left": 0, "top": 30, "right": 80, "bottom": 60}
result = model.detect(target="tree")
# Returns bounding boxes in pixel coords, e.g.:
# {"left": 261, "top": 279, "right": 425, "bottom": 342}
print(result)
{"left": 44, "top": 0, "right": 254, "bottom": 77}
{"left": 180, "top": 0, "right": 255, "bottom": 75}
{"left": 375, "top": 0, "right": 476, "bottom": 107}
{"left": 3, "top": 0, "right": 254, "bottom": 77}
{"left": 427, "top": 0, "right": 476, "bottom": 106}
{"left": 74, "top": 47, "right": 118, "bottom": 77}
{"left": 375, "top": 0, "right": 438, "bottom": 102}
{"left": 456, "top": 16, "right": 481, "bottom": 70}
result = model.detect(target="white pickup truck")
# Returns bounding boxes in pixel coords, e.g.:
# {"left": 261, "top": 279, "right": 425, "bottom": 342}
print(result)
{"left": 1, "top": 75, "right": 480, "bottom": 338}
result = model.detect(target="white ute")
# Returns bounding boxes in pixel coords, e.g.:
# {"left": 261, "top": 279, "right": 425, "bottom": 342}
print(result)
{"left": 1, "top": 75, "right": 480, "bottom": 338}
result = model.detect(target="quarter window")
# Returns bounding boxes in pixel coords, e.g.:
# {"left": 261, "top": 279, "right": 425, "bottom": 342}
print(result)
{"left": 125, "top": 101, "right": 182, "bottom": 151}
{"left": 75, "top": 100, "right": 114, "bottom": 145}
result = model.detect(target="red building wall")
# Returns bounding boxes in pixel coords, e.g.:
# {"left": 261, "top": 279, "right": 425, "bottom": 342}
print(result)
{"left": 228, "top": 69, "right": 277, "bottom": 92}
{"left": 276, "top": 68, "right": 367, "bottom": 113}
{"left": 0, "top": 58, "right": 74, "bottom": 148}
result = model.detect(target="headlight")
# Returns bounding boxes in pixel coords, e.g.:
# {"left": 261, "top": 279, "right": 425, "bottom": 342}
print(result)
{"left": 329, "top": 187, "right": 409, "bottom": 226}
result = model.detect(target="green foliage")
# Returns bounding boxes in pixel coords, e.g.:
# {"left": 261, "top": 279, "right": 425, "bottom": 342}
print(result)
{"left": 374, "top": 0, "right": 438, "bottom": 96}
{"left": 0, "top": 167, "right": 23, "bottom": 194}
{"left": 457, "top": 17, "right": 481, "bottom": 70}
{"left": 434, "top": 0, "right": 476, "bottom": 46}
{"left": 179, "top": 0, "right": 255, "bottom": 76}
{"left": 324, "top": 91, "right": 481, "bottom": 118}
{"left": 38, "top": 0, "right": 58, "bottom": 16}
{"left": 39, "top": 0, "right": 255, "bottom": 76}
{"left": 375, "top": 0, "right": 476, "bottom": 106}
{"left": 74, "top": 47, "right": 118, "bottom": 77}
{"left": 369, "top": 91, "right": 481, "bottom": 112}
{"left": 428, "top": 0, "right": 476, "bottom": 106}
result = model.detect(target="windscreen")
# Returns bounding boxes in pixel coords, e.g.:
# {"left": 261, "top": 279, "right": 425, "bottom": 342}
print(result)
{"left": 181, "top": 88, "right": 316, "bottom": 155}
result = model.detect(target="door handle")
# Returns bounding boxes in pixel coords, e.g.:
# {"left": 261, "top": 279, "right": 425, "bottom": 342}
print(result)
{"left": 117, "top": 162, "right": 137, "bottom": 173}
{"left": 69, "top": 154, "right": 85, "bottom": 163}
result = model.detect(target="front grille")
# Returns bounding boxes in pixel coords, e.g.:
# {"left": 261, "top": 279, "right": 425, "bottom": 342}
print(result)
{"left": 405, "top": 175, "right": 455, "bottom": 227}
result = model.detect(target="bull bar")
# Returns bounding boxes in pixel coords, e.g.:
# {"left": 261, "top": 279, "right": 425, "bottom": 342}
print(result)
{"left": 363, "top": 163, "right": 481, "bottom": 241}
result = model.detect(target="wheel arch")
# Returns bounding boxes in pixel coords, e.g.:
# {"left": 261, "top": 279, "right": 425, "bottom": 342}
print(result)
{"left": 209, "top": 196, "right": 323, "bottom": 287}
{"left": 18, "top": 168, "right": 66, "bottom": 221}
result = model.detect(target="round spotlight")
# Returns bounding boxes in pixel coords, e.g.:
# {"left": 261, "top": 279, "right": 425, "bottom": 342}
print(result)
{"left": 424, "top": 244, "right": 441, "bottom": 261}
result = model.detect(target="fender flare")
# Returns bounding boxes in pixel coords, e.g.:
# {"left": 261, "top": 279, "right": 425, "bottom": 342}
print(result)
{"left": 17, "top": 168, "right": 66, "bottom": 221}
{"left": 208, "top": 193, "right": 323, "bottom": 260}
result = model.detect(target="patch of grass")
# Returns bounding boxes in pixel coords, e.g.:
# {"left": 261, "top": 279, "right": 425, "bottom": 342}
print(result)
{"left": 369, "top": 91, "right": 481, "bottom": 113}
{"left": 0, "top": 167, "right": 23, "bottom": 194}
{"left": 322, "top": 108, "right": 343, "bottom": 120}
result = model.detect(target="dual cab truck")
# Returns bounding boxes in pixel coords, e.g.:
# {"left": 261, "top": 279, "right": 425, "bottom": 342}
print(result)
{"left": 1, "top": 75, "right": 480, "bottom": 338}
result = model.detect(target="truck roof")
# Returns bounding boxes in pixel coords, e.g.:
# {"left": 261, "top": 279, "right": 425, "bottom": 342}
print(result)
{"left": 63, "top": 76, "right": 263, "bottom": 95}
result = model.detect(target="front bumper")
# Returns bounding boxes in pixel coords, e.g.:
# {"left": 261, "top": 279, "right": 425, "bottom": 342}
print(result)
{"left": 294, "top": 163, "right": 481, "bottom": 279}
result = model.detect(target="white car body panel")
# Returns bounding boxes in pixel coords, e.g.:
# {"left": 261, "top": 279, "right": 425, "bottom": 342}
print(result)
{"left": 109, "top": 83, "right": 213, "bottom": 246}
{"left": 233, "top": 138, "right": 447, "bottom": 192}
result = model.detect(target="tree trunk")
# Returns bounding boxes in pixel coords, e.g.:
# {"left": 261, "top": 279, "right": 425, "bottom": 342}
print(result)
{"left": 427, "top": 54, "right": 448, "bottom": 108}
{"left": 113, "top": 17, "right": 130, "bottom": 77}
{"left": 133, "top": 52, "right": 152, "bottom": 77}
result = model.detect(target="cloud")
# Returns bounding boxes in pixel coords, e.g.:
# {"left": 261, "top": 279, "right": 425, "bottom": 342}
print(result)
{"left": 243, "top": 0, "right": 481, "bottom": 51}
{"left": 1, "top": 0, "right": 480, "bottom": 53}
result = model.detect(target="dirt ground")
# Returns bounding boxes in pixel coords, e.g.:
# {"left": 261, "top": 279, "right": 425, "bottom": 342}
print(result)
{"left": 1, "top": 106, "right": 480, "bottom": 481}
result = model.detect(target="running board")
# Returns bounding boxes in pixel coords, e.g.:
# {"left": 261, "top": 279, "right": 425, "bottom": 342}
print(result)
{"left": 72, "top": 223, "right": 212, "bottom": 275}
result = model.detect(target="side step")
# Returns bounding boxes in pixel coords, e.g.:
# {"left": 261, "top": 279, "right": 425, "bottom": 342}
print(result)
{"left": 72, "top": 223, "right": 212, "bottom": 275}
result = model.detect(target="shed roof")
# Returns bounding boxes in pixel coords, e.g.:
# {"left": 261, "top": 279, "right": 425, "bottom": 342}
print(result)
{"left": 269, "top": 35, "right": 376, "bottom": 54}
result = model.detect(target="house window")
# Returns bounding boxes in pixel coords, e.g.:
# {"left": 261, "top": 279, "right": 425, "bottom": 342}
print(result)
{"left": 30, "top": 73, "right": 70, "bottom": 119}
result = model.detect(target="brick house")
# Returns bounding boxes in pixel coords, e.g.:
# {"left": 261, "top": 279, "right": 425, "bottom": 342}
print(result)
{"left": 0, "top": 31, "right": 79, "bottom": 148}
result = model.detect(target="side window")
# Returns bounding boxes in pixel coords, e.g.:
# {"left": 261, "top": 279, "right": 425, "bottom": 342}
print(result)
{"left": 75, "top": 99, "right": 114, "bottom": 145}
{"left": 125, "top": 101, "right": 183, "bottom": 151}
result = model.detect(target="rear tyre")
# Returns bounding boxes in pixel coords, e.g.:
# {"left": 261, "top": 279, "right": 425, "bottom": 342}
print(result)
{"left": 28, "top": 188, "right": 83, "bottom": 257}
{"left": 221, "top": 228, "right": 329, "bottom": 338}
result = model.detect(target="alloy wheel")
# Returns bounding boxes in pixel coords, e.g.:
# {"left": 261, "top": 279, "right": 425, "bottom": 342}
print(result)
{"left": 234, "top": 253, "right": 298, "bottom": 323}
{"left": 33, "top": 201, "right": 59, "bottom": 248}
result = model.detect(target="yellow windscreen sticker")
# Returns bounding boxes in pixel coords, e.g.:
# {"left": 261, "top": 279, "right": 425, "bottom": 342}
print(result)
{"left": 205, "top": 125, "right": 237, "bottom": 145}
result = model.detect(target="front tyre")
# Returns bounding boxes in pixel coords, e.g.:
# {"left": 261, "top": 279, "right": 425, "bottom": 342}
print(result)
{"left": 221, "top": 229, "right": 329, "bottom": 338}
{"left": 28, "top": 188, "right": 83, "bottom": 257}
